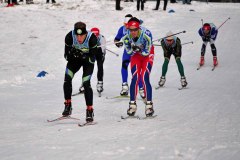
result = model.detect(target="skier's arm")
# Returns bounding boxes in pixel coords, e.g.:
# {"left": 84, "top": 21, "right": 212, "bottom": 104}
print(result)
{"left": 122, "top": 35, "right": 133, "bottom": 55}
{"left": 64, "top": 31, "right": 74, "bottom": 61}
{"left": 175, "top": 38, "right": 182, "bottom": 57}
{"left": 114, "top": 26, "right": 124, "bottom": 48}
{"left": 89, "top": 34, "right": 98, "bottom": 59}
{"left": 211, "top": 27, "right": 218, "bottom": 40}
{"left": 161, "top": 39, "right": 169, "bottom": 55}
{"left": 141, "top": 30, "right": 152, "bottom": 56}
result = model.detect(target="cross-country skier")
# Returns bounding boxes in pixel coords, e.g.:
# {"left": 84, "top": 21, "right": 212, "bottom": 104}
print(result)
{"left": 122, "top": 17, "right": 155, "bottom": 117}
{"left": 114, "top": 14, "right": 145, "bottom": 99}
{"left": 63, "top": 22, "right": 97, "bottom": 122}
{"left": 158, "top": 31, "right": 188, "bottom": 88}
{"left": 198, "top": 23, "right": 218, "bottom": 66}
{"left": 79, "top": 27, "right": 106, "bottom": 95}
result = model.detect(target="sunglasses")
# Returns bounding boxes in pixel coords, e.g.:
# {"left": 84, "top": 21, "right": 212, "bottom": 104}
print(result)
{"left": 129, "top": 28, "right": 139, "bottom": 32}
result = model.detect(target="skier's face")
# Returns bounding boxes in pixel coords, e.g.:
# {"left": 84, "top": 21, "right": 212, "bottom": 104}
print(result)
{"left": 166, "top": 39, "right": 174, "bottom": 45}
{"left": 76, "top": 34, "right": 87, "bottom": 44}
{"left": 129, "top": 27, "right": 139, "bottom": 38}
{"left": 204, "top": 29, "right": 210, "bottom": 35}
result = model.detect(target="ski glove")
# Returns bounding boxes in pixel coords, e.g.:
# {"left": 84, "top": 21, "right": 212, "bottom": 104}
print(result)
{"left": 72, "top": 48, "right": 85, "bottom": 57}
{"left": 202, "top": 36, "right": 210, "bottom": 42}
{"left": 65, "top": 50, "right": 75, "bottom": 61}
{"left": 115, "top": 42, "right": 123, "bottom": 48}
{"left": 132, "top": 45, "right": 141, "bottom": 52}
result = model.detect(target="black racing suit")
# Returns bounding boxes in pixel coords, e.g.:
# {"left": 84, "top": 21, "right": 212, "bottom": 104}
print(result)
{"left": 63, "top": 31, "right": 98, "bottom": 106}
{"left": 95, "top": 34, "right": 106, "bottom": 82}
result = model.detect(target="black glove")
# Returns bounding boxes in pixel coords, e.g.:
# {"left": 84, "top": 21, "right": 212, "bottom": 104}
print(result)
{"left": 202, "top": 36, "right": 210, "bottom": 42}
{"left": 132, "top": 45, "right": 141, "bottom": 52}
{"left": 71, "top": 47, "right": 84, "bottom": 58}
{"left": 64, "top": 50, "right": 75, "bottom": 61}
{"left": 115, "top": 42, "right": 123, "bottom": 48}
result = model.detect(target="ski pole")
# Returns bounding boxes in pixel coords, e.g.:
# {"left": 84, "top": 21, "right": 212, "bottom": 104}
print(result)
{"left": 217, "top": 17, "right": 231, "bottom": 30}
{"left": 106, "top": 48, "right": 119, "bottom": 57}
{"left": 201, "top": 19, "right": 204, "bottom": 26}
{"left": 153, "top": 30, "right": 186, "bottom": 43}
{"left": 97, "top": 41, "right": 123, "bottom": 48}
{"left": 181, "top": 41, "right": 193, "bottom": 45}
{"left": 153, "top": 41, "right": 193, "bottom": 46}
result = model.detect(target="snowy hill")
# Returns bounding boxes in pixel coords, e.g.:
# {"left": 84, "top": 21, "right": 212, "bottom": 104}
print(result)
{"left": 0, "top": 0, "right": 240, "bottom": 160}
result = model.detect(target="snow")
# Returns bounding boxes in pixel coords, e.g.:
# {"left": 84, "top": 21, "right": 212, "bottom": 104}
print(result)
{"left": 1, "top": 0, "right": 240, "bottom": 160}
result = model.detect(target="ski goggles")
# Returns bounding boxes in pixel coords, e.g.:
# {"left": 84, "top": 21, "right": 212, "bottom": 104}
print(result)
{"left": 129, "top": 28, "right": 139, "bottom": 32}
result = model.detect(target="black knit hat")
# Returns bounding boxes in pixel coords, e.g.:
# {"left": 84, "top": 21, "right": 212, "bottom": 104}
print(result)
{"left": 128, "top": 17, "right": 140, "bottom": 24}
{"left": 125, "top": 14, "right": 133, "bottom": 18}
{"left": 74, "top": 22, "right": 87, "bottom": 35}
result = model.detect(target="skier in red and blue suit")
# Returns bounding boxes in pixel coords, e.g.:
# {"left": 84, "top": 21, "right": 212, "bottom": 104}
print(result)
{"left": 114, "top": 14, "right": 145, "bottom": 99}
{"left": 122, "top": 17, "right": 155, "bottom": 117}
{"left": 198, "top": 23, "right": 218, "bottom": 66}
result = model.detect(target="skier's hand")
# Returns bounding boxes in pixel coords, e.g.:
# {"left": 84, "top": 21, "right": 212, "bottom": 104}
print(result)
{"left": 115, "top": 42, "right": 123, "bottom": 48}
{"left": 71, "top": 48, "right": 84, "bottom": 58}
{"left": 202, "top": 36, "right": 210, "bottom": 42}
{"left": 65, "top": 50, "right": 75, "bottom": 61}
{"left": 132, "top": 45, "right": 141, "bottom": 52}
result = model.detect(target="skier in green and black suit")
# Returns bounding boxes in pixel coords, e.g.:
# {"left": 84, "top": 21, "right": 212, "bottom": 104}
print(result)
{"left": 63, "top": 22, "right": 98, "bottom": 122}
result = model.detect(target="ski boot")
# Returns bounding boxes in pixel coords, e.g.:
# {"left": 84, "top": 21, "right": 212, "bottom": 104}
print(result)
{"left": 127, "top": 101, "right": 137, "bottom": 116}
{"left": 139, "top": 87, "right": 145, "bottom": 99}
{"left": 62, "top": 99, "right": 72, "bottom": 117}
{"left": 96, "top": 81, "right": 104, "bottom": 93}
{"left": 181, "top": 76, "right": 188, "bottom": 87}
{"left": 86, "top": 106, "right": 94, "bottom": 122}
{"left": 120, "top": 82, "right": 129, "bottom": 96}
{"left": 6, "top": 3, "right": 14, "bottom": 7}
{"left": 199, "top": 56, "right": 204, "bottom": 66}
{"left": 158, "top": 76, "right": 166, "bottom": 87}
{"left": 213, "top": 56, "right": 218, "bottom": 66}
{"left": 145, "top": 101, "right": 154, "bottom": 117}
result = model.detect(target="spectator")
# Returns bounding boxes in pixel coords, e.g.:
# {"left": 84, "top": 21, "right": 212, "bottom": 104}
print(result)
{"left": 153, "top": 0, "right": 168, "bottom": 11}
{"left": 137, "top": 0, "right": 145, "bottom": 11}
{"left": 46, "top": 0, "right": 56, "bottom": 4}
{"left": 116, "top": 0, "right": 123, "bottom": 10}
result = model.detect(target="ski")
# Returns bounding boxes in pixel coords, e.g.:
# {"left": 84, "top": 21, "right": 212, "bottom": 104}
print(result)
{"left": 197, "top": 64, "right": 217, "bottom": 71}
{"left": 106, "top": 95, "right": 130, "bottom": 99}
{"left": 212, "top": 65, "right": 217, "bottom": 71}
{"left": 121, "top": 115, "right": 140, "bottom": 120}
{"left": 47, "top": 116, "right": 80, "bottom": 122}
{"left": 197, "top": 65, "right": 203, "bottom": 70}
{"left": 138, "top": 115, "right": 158, "bottom": 120}
{"left": 155, "top": 85, "right": 164, "bottom": 90}
{"left": 78, "top": 121, "right": 97, "bottom": 127}
{"left": 72, "top": 91, "right": 83, "bottom": 96}
{"left": 121, "top": 115, "right": 157, "bottom": 120}
{"left": 98, "top": 92, "right": 102, "bottom": 97}
{"left": 178, "top": 86, "right": 189, "bottom": 90}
